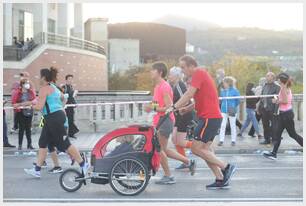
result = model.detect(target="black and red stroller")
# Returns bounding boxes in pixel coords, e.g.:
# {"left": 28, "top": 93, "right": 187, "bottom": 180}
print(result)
{"left": 59, "top": 117, "right": 165, "bottom": 196}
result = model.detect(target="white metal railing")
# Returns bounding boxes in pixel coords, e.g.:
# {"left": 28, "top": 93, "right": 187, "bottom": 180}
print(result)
{"left": 3, "top": 95, "right": 303, "bottom": 132}
{"left": 3, "top": 32, "right": 106, "bottom": 61}
{"left": 43, "top": 32, "right": 105, "bottom": 55}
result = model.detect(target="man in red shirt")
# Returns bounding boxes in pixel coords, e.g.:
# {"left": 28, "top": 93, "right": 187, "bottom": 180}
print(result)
{"left": 172, "top": 55, "right": 237, "bottom": 189}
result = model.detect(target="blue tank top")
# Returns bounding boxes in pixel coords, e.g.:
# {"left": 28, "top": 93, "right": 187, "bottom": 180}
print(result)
{"left": 42, "top": 83, "right": 64, "bottom": 115}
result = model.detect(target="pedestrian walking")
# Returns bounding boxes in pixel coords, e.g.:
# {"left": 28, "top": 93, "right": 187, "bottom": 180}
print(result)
{"left": 238, "top": 83, "right": 263, "bottom": 139}
{"left": 173, "top": 55, "right": 236, "bottom": 189}
{"left": 258, "top": 72, "right": 280, "bottom": 145}
{"left": 263, "top": 73, "right": 303, "bottom": 160}
{"left": 248, "top": 77, "right": 266, "bottom": 137}
{"left": 218, "top": 76, "right": 240, "bottom": 146}
{"left": 144, "top": 62, "right": 196, "bottom": 185}
{"left": 168, "top": 66, "right": 194, "bottom": 170}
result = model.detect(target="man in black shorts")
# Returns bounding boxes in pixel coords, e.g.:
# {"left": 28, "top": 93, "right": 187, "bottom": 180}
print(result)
{"left": 170, "top": 55, "right": 237, "bottom": 189}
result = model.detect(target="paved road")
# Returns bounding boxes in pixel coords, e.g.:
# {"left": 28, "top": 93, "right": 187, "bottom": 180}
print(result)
{"left": 3, "top": 153, "right": 303, "bottom": 203}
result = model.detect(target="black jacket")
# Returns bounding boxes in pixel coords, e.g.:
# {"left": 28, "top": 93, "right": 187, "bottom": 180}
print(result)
{"left": 64, "top": 84, "right": 76, "bottom": 105}
{"left": 246, "top": 90, "right": 259, "bottom": 109}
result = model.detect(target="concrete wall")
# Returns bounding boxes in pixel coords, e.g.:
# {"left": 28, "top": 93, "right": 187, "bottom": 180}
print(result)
{"left": 3, "top": 48, "right": 108, "bottom": 94}
{"left": 109, "top": 39, "right": 140, "bottom": 73}
{"left": 84, "top": 18, "right": 108, "bottom": 55}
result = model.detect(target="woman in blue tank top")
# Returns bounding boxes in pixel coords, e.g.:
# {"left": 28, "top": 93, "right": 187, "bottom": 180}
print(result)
{"left": 19, "top": 67, "right": 89, "bottom": 178}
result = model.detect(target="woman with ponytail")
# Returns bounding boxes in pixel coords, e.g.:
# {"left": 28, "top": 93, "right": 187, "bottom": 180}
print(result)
{"left": 263, "top": 73, "right": 303, "bottom": 160}
{"left": 17, "top": 67, "right": 89, "bottom": 178}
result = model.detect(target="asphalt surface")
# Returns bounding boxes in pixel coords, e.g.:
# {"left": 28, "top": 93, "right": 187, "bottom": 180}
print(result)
{"left": 3, "top": 152, "right": 303, "bottom": 203}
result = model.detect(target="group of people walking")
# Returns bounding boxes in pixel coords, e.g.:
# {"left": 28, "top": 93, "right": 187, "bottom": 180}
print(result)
{"left": 4, "top": 54, "right": 302, "bottom": 191}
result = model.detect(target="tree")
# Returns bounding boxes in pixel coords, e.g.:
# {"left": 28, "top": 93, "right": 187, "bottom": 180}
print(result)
{"left": 208, "top": 53, "right": 282, "bottom": 93}
{"left": 108, "top": 59, "right": 177, "bottom": 92}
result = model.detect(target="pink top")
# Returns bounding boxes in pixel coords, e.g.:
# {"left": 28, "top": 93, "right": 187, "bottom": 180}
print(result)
{"left": 279, "top": 88, "right": 292, "bottom": 111}
{"left": 152, "top": 79, "right": 175, "bottom": 127}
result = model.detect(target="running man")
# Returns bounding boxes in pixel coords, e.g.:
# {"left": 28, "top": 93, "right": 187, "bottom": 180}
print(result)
{"left": 144, "top": 61, "right": 196, "bottom": 185}
{"left": 170, "top": 55, "right": 237, "bottom": 189}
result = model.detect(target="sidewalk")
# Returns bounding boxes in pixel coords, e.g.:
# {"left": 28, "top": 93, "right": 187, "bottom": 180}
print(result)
{"left": 3, "top": 122, "right": 303, "bottom": 154}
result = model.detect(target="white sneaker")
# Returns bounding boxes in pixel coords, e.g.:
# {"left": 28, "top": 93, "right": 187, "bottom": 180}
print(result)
{"left": 81, "top": 162, "right": 90, "bottom": 175}
{"left": 24, "top": 168, "right": 41, "bottom": 178}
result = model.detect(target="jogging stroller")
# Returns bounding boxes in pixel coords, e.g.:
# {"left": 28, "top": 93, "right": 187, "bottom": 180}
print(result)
{"left": 59, "top": 115, "right": 171, "bottom": 196}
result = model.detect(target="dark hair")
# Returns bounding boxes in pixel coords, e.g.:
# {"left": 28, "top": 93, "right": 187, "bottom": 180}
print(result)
{"left": 246, "top": 82, "right": 255, "bottom": 94}
{"left": 40, "top": 67, "right": 58, "bottom": 83}
{"left": 65, "top": 74, "right": 73, "bottom": 80}
{"left": 152, "top": 61, "right": 168, "bottom": 78}
{"left": 278, "top": 72, "right": 292, "bottom": 87}
{"left": 179, "top": 55, "right": 198, "bottom": 67}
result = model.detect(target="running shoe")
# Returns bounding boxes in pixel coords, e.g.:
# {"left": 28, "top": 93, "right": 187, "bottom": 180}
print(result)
{"left": 155, "top": 176, "right": 176, "bottom": 185}
{"left": 33, "top": 161, "right": 47, "bottom": 168}
{"left": 206, "top": 179, "right": 229, "bottom": 190}
{"left": 263, "top": 151, "right": 277, "bottom": 160}
{"left": 231, "top": 141, "right": 236, "bottom": 146}
{"left": 222, "top": 163, "right": 237, "bottom": 185}
{"left": 175, "top": 163, "right": 189, "bottom": 170}
{"left": 218, "top": 141, "right": 224, "bottom": 146}
{"left": 48, "top": 166, "right": 63, "bottom": 174}
{"left": 237, "top": 133, "right": 242, "bottom": 137}
{"left": 24, "top": 168, "right": 41, "bottom": 178}
{"left": 188, "top": 159, "right": 196, "bottom": 176}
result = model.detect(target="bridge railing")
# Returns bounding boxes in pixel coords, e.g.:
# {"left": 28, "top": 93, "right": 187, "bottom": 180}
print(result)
{"left": 3, "top": 96, "right": 303, "bottom": 133}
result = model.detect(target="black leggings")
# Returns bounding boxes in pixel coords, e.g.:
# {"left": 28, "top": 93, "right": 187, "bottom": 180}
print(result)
{"left": 272, "top": 110, "right": 303, "bottom": 154}
{"left": 17, "top": 112, "right": 32, "bottom": 146}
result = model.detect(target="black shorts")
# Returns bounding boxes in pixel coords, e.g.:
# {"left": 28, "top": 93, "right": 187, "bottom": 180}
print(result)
{"left": 194, "top": 118, "right": 222, "bottom": 143}
{"left": 174, "top": 112, "right": 193, "bottom": 132}
{"left": 39, "top": 110, "right": 71, "bottom": 152}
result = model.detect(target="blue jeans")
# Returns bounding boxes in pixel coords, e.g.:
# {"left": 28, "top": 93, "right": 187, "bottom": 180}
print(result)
{"left": 240, "top": 108, "right": 260, "bottom": 135}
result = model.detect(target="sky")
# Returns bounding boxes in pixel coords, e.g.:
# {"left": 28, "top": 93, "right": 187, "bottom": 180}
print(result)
{"left": 68, "top": 3, "right": 303, "bottom": 31}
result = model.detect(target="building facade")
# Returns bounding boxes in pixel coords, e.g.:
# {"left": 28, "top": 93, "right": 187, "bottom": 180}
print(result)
{"left": 108, "top": 39, "right": 140, "bottom": 74}
{"left": 3, "top": 3, "right": 108, "bottom": 94}
{"left": 108, "top": 22, "right": 186, "bottom": 63}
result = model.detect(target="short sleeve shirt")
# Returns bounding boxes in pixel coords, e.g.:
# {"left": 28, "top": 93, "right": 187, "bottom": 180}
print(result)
{"left": 152, "top": 79, "right": 175, "bottom": 127}
{"left": 191, "top": 68, "right": 222, "bottom": 119}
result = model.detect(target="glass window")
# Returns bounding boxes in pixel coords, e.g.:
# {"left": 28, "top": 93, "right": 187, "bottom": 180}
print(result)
{"left": 103, "top": 134, "right": 146, "bottom": 157}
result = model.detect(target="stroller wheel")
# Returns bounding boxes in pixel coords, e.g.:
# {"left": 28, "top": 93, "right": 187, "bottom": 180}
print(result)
{"left": 59, "top": 168, "right": 83, "bottom": 192}
{"left": 109, "top": 157, "right": 149, "bottom": 196}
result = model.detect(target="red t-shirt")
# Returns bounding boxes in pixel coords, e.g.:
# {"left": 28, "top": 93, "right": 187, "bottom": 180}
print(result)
{"left": 191, "top": 68, "right": 222, "bottom": 119}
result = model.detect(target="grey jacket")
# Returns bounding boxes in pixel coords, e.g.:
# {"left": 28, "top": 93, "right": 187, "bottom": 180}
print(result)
{"left": 259, "top": 82, "right": 280, "bottom": 113}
